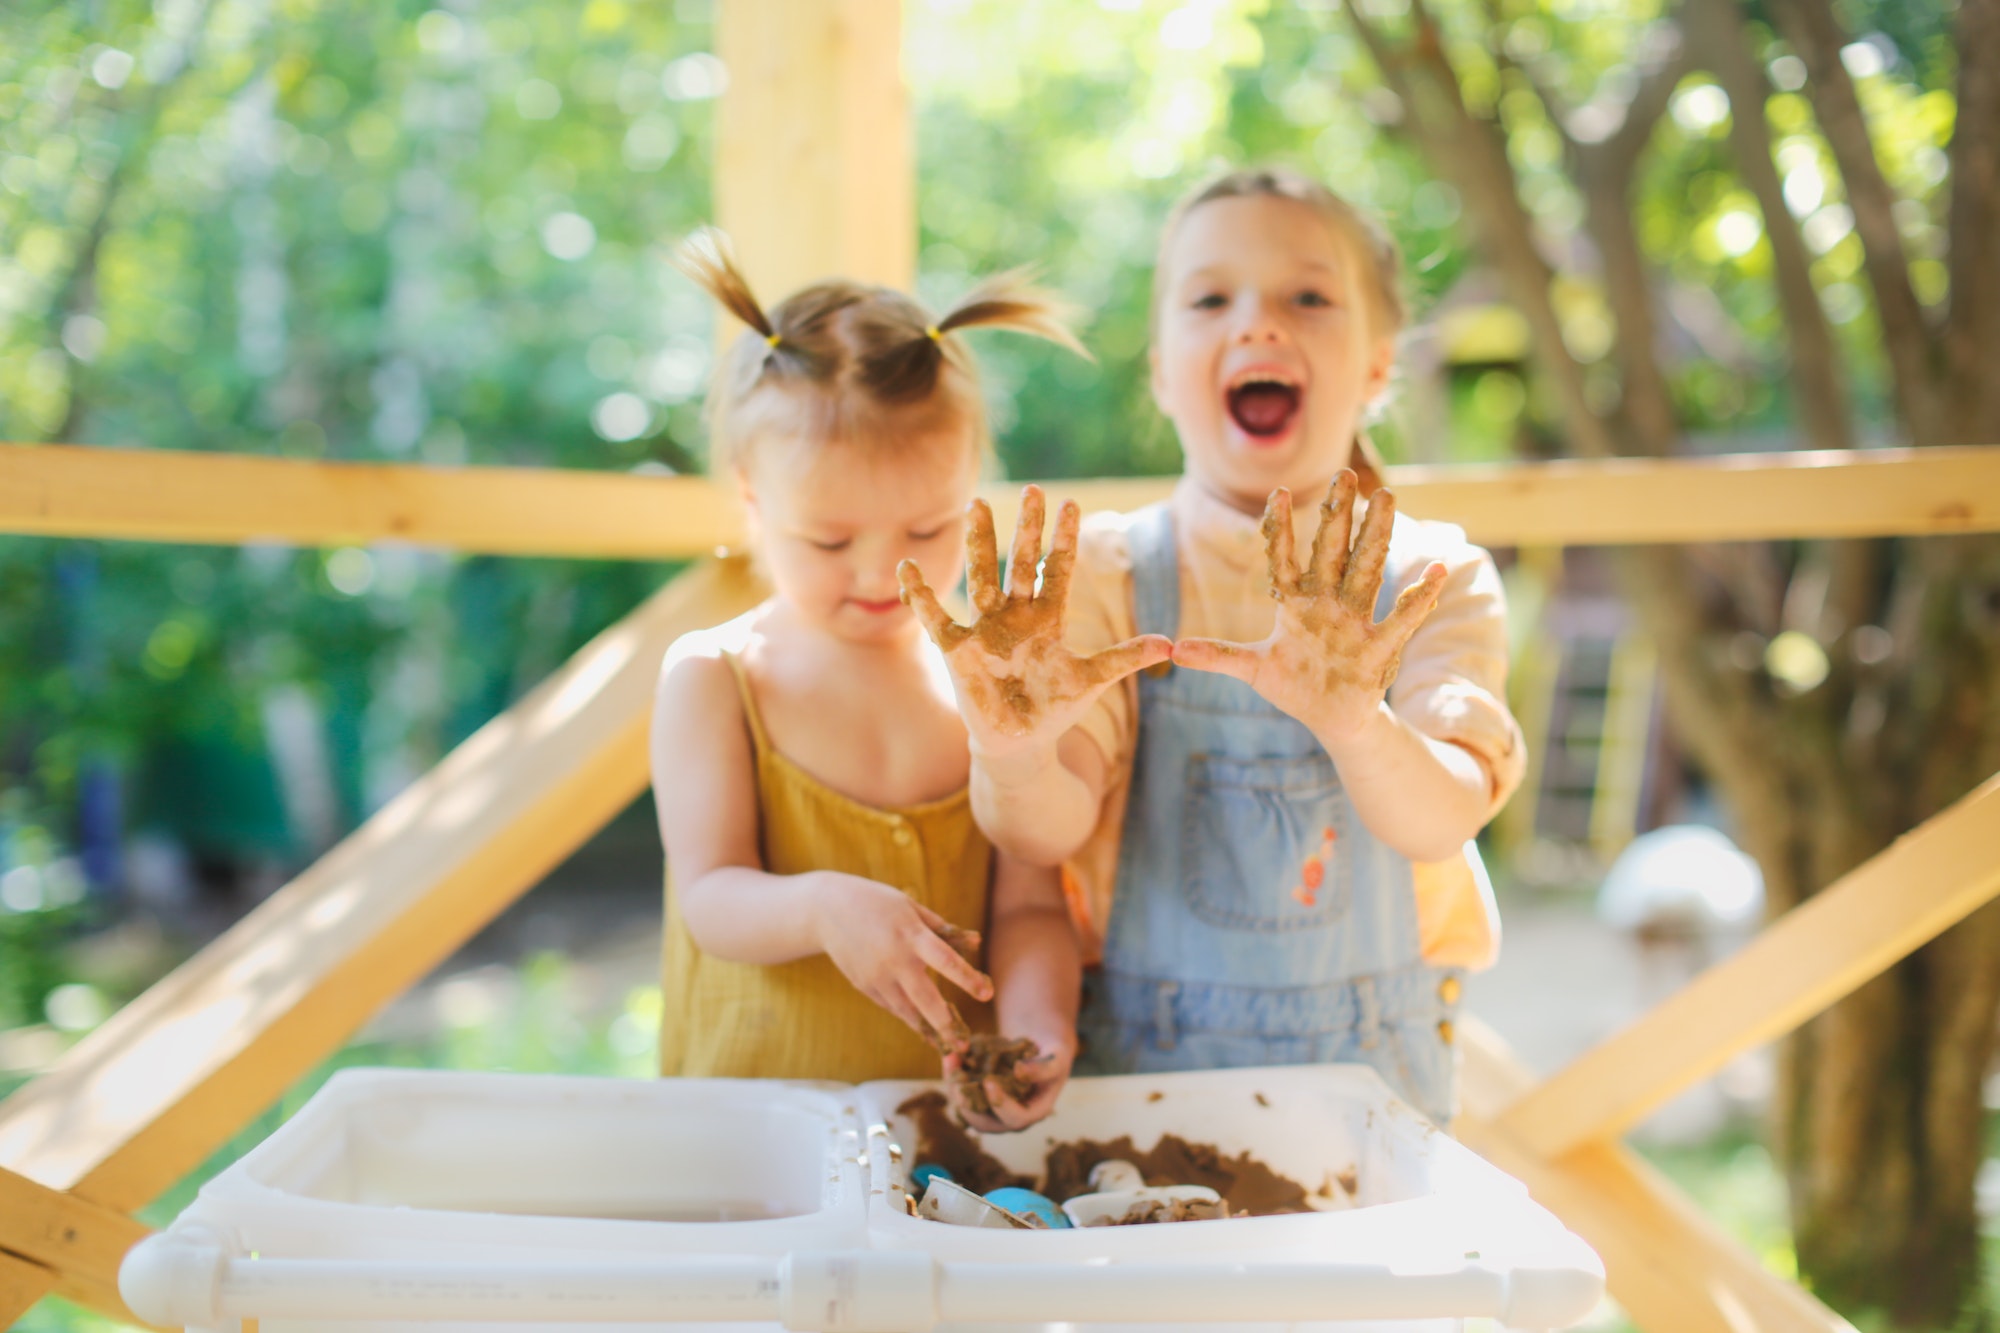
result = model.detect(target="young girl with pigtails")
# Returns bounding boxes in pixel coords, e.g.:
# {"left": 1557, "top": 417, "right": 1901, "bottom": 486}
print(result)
{"left": 650, "top": 231, "right": 1102, "bottom": 1130}
{"left": 900, "top": 168, "right": 1525, "bottom": 1127}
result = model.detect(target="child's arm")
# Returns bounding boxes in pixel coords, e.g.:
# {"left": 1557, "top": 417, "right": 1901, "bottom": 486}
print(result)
{"left": 963, "top": 730, "right": 1115, "bottom": 868}
{"left": 651, "top": 644, "right": 994, "bottom": 1040}
{"left": 898, "top": 485, "right": 1170, "bottom": 867}
{"left": 947, "top": 851, "right": 1080, "bottom": 1133}
{"left": 1172, "top": 473, "right": 1492, "bottom": 863}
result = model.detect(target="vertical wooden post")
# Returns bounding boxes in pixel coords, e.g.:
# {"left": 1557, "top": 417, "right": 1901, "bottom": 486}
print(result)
{"left": 715, "top": 0, "right": 913, "bottom": 295}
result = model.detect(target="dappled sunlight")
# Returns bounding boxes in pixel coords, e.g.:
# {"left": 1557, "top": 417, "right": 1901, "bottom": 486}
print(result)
{"left": 302, "top": 878, "right": 368, "bottom": 933}
{"left": 426, "top": 773, "right": 503, "bottom": 833}
{"left": 529, "top": 626, "right": 641, "bottom": 739}
{"left": 1705, "top": 1284, "right": 1758, "bottom": 1333}
{"left": 432, "top": 713, "right": 521, "bottom": 780}
{"left": 0, "top": 992, "right": 252, "bottom": 1186}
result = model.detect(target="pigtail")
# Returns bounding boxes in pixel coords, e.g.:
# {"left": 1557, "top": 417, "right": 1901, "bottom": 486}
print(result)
{"left": 861, "top": 269, "right": 1089, "bottom": 403}
{"left": 674, "top": 228, "right": 773, "bottom": 339}
{"left": 674, "top": 226, "right": 830, "bottom": 384}
{"left": 933, "top": 268, "right": 1090, "bottom": 357}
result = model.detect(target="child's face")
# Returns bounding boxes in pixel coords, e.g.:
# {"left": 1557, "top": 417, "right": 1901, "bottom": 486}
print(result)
{"left": 1151, "top": 195, "right": 1395, "bottom": 511}
{"left": 743, "top": 431, "right": 979, "bottom": 645}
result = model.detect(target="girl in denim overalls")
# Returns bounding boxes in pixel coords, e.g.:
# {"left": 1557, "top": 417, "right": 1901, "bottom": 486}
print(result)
{"left": 901, "top": 168, "right": 1523, "bottom": 1129}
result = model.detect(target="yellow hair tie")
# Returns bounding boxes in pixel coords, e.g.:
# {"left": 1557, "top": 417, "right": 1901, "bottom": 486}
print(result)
{"left": 765, "top": 333, "right": 781, "bottom": 348}
{"left": 925, "top": 325, "right": 943, "bottom": 342}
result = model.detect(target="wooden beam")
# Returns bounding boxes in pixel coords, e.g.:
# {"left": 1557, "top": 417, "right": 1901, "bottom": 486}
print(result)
{"left": 716, "top": 0, "right": 911, "bottom": 296}
{"left": 1391, "top": 446, "right": 2000, "bottom": 545}
{"left": 0, "top": 1166, "right": 151, "bottom": 1325}
{"left": 1495, "top": 771, "right": 2000, "bottom": 1160}
{"left": 6, "top": 446, "right": 1998, "bottom": 557}
{"left": 1459, "top": 1018, "right": 1854, "bottom": 1333}
{"left": 0, "top": 443, "right": 740, "bottom": 559}
{"left": 1, "top": 1248, "right": 57, "bottom": 1332}
{"left": 0, "top": 557, "right": 766, "bottom": 1214}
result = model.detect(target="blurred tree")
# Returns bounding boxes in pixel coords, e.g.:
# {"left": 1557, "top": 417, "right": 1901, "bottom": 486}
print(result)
{"left": 1326, "top": 0, "right": 1999, "bottom": 1323}
{"left": 0, "top": 0, "right": 715, "bottom": 902}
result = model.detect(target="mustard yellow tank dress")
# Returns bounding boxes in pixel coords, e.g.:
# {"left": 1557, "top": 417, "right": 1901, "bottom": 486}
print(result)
{"left": 659, "top": 651, "right": 993, "bottom": 1081}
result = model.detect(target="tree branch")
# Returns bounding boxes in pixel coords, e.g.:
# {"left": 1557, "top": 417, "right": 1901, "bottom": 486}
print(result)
{"left": 43, "top": 0, "right": 219, "bottom": 443}
{"left": 1341, "top": 0, "right": 1619, "bottom": 457}
{"left": 1689, "top": 0, "right": 1854, "bottom": 454}
{"left": 1573, "top": 28, "right": 1690, "bottom": 456}
{"left": 1764, "top": 0, "right": 1940, "bottom": 440}
{"left": 1943, "top": 0, "right": 2000, "bottom": 444}
{"left": 1603, "top": 27, "right": 1690, "bottom": 171}
{"left": 1334, "top": 0, "right": 1809, "bottom": 899}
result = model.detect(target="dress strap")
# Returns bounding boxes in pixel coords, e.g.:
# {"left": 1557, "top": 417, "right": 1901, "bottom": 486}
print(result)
{"left": 717, "top": 650, "right": 771, "bottom": 755}
{"left": 1126, "top": 504, "right": 1180, "bottom": 642}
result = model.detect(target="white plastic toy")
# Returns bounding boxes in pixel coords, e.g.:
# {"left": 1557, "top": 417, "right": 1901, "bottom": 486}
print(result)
{"left": 121, "top": 1063, "right": 1604, "bottom": 1332}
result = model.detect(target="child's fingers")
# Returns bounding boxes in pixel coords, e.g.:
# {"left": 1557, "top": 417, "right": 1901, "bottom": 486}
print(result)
{"left": 898, "top": 561, "right": 971, "bottom": 650}
{"left": 930, "top": 921, "right": 983, "bottom": 967}
{"left": 1006, "top": 485, "right": 1046, "bottom": 601}
{"left": 982, "top": 1070, "right": 1062, "bottom": 1131}
{"left": 1012, "top": 1074, "right": 1064, "bottom": 1126}
{"left": 965, "top": 498, "right": 1005, "bottom": 616}
{"left": 1079, "top": 633, "right": 1174, "bottom": 686}
{"left": 981, "top": 1078, "right": 1024, "bottom": 1126}
{"left": 952, "top": 1101, "right": 1009, "bottom": 1135}
{"left": 1379, "top": 560, "right": 1449, "bottom": 656}
{"left": 1305, "top": 470, "right": 1358, "bottom": 595}
{"left": 903, "top": 975, "right": 969, "bottom": 1050}
{"left": 874, "top": 986, "right": 931, "bottom": 1042}
{"left": 914, "top": 904, "right": 982, "bottom": 959}
{"left": 1172, "top": 636, "right": 1262, "bottom": 685}
{"left": 915, "top": 929, "right": 995, "bottom": 1001}
{"left": 1261, "top": 488, "right": 1300, "bottom": 591}
{"left": 1015, "top": 1051, "right": 1067, "bottom": 1089}
{"left": 1342, "top": 486, "right": 1398, "bottom": 614}
{"left": 1037, "top": 499, "right": 1082, "bottom": 617}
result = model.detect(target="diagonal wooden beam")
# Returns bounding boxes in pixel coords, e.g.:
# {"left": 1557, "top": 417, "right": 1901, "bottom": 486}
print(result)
{"left": 0, "top": 1165, "right": 152, "bottom": 1326}
{"left": 1494, "top": 771, "right": 2000, "bottom": 1159}
{"left": 1, "top": 1248, "right": 57, "bottom": 1331}
{"left": 0, "top": 557, "right": 765, "bottom": 1216}
{"left": 1459, "top": 1018, "right": 1855, "bottom": 1333}
{"left": 6, "top": 445, "right": 2000, "bottom": 556}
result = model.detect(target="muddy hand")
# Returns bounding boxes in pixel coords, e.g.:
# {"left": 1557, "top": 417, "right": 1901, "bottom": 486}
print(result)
{"left": 944, "top": 1036, "right": 1071, "bottom": 1133}
{"left": 1172, "top": 471, "right": 1447, "bottom": 740}
{"left": 898, "top": 485, "right": 1172, "bottom": 758}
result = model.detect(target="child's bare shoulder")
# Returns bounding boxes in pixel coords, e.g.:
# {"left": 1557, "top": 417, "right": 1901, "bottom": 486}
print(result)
{"left": 655, "top": 607, "right": 766, "bottom": 712}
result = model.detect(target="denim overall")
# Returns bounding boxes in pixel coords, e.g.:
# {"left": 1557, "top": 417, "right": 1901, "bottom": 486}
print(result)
{"left": 1075, "top": 504, "right": 1461, "bottom": 1125}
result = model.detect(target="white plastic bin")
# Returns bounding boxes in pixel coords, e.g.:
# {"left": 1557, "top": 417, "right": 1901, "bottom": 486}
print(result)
{"left": 122, "top": 1065, "right": 1602, "bottom": 1333}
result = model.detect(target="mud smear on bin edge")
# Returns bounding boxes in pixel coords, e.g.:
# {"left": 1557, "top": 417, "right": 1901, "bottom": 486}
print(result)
{"left": 895, "top": 1092, "right": 1321, "bottom": 1216}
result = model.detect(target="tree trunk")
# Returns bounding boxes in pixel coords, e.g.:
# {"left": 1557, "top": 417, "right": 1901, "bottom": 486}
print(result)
{"left": 1335, "top": 0, "right": 2000, "bottom": 1321}
{"left": 1643, "top": 527, "right": 2000, "bottom": 1327}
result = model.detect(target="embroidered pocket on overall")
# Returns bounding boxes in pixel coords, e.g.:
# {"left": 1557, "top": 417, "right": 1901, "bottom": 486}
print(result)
{"left": 1181, "top": 753, "right": 1354, "bottom": 932}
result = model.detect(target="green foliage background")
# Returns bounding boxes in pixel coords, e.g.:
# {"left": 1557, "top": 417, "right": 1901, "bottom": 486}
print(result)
{"left": 2, "top": 0, "right": 1958, "bottom": 919}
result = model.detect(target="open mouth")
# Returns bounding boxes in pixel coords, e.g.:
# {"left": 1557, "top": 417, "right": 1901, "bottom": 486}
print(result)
{"left": 1225, "top": 374, "right": 1303, "bottom": 439}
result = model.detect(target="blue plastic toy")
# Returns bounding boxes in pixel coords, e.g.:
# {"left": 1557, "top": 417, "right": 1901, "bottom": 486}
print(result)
{"left": 910, "top": 1163, "right": 953, "bottom": 1193}
{"left": 984, "top": 1187, "right": 1070, "bottom": 1229}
